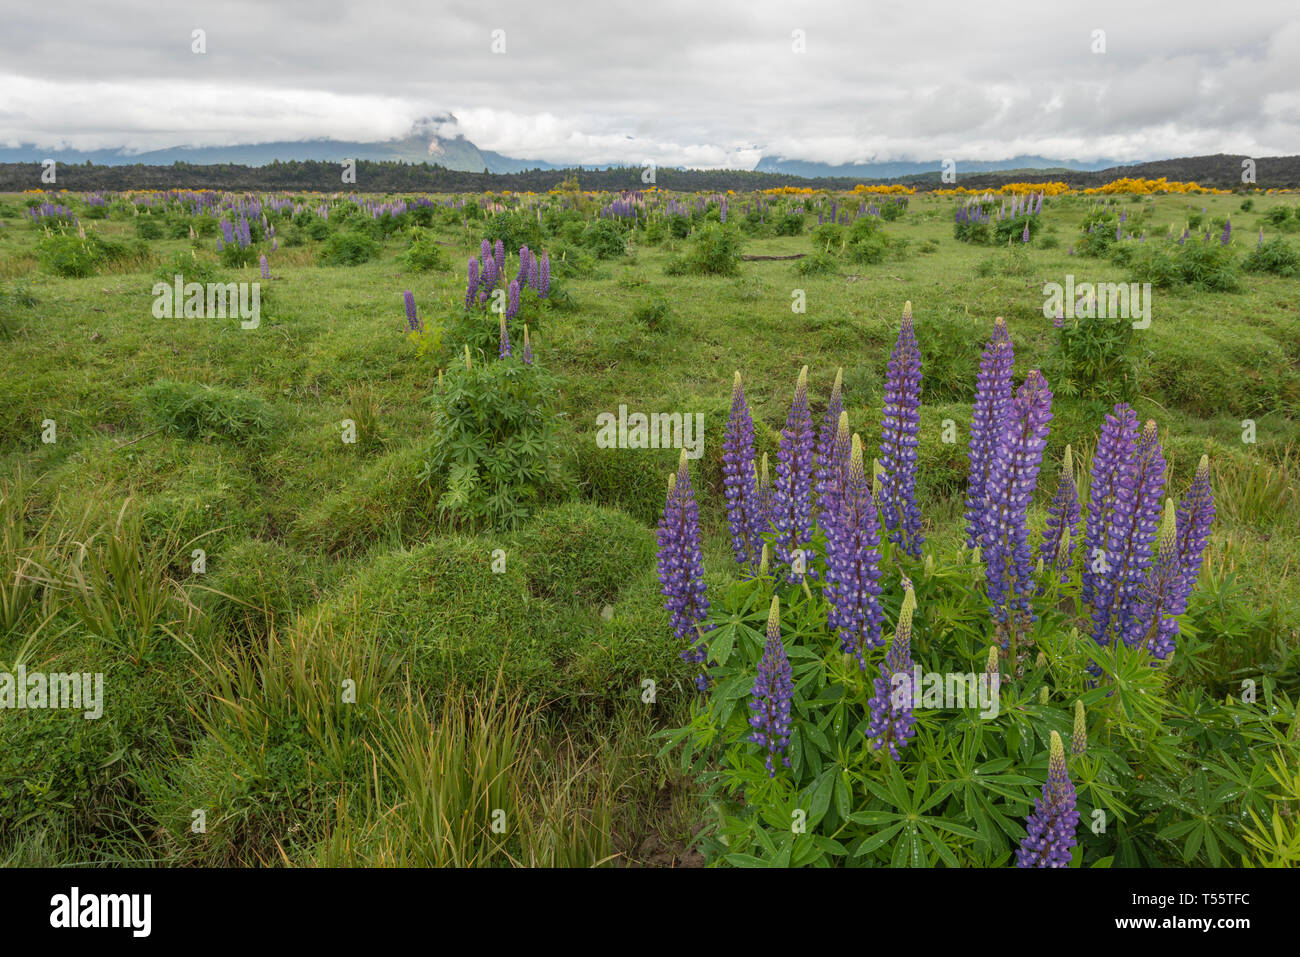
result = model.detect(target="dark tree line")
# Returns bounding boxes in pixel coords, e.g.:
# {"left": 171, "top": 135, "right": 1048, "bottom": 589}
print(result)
{"left": 1, "top": 153, "right": 1295, "bottom": 194}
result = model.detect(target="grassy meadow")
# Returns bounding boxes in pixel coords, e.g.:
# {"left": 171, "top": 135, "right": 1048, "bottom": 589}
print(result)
{"left": 0, "top": 185, "right": 1297, "bottom": 867}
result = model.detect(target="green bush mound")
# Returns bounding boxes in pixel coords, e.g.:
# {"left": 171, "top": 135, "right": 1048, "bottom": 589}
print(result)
{"left": 317, "top": 232, "right": 380, "bottom": 266}
{"left": 293, "top": 441, "right": 435, "bottom": 556}
{"left": 511, "top": 502, "right": 655, "bottom": 605}
{"left": 203, "top": 537, "right": 330, "bottom": 639}
{"left": 0, "top": 641, "right": 194, "bottom": 842}
{"left": 313, "top": 537, "right": 558, "bottom": 693}
{"left": 139, "top": 380, "right": 280, "bottom": 447}
{"left": 312, "top": 523, "right": 676, "bottom": 702}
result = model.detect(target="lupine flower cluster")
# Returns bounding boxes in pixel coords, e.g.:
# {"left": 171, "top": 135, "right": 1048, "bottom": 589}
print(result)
{"left": 217, "top": 214, "right": 253, "bottom": 250}
{"left": 723, "top": 372, "right": 763, "bottom": 566}
{"left": 964, "top": 318, "right": 1014, "bottom": 548}
{"left": 824, "top": 433, "right": 884, "bottom": 666}
{"left": 878, "top": 303, "right": 924, "bottom": 558}
{"left": 464, "top": 240, "right": 550, "bottom": 309}
{"left": 772, "top": 366, "right": 816, "bottom": 582}
{"left": 867, "top": 581, "right": 918, "bottom": 760}
{"left": 981, "top": 370, "right": 1054, "bottom": 647}
{"left": 1016, "top": 731, "right": 1079, "bottom": 868}
{"left": 26, "top": 202, "right": 77, "bottom": 224}
{"left": 749, "top": 595, "right": 794, "bottom": 777}
{"left": 1086, "top": 413, "right": 1167, "bottom": 648}
{"left": 657, "top": 450, "right": 711, "bottom": 683}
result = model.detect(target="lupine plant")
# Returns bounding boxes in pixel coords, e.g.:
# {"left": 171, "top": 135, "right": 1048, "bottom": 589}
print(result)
{"left": 657, "top": 309, "right": 1293, "bottom": 868}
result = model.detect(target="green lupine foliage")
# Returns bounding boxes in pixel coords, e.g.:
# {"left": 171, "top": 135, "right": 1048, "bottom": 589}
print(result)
{"left": 660, "top": 536, "right": 1299, "bottom": 867}
{"left": 418, "top": 354, "right": 563, "bottom": 530}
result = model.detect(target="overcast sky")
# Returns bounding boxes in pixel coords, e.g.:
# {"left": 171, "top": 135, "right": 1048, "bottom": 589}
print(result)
{"left": 2, "top": 0, "right": 1298, "bottom": 168}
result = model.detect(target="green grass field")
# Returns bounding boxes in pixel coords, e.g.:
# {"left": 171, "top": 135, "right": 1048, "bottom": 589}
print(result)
{"left": 1, "top": 187, "right": 1297, "bottom": 866}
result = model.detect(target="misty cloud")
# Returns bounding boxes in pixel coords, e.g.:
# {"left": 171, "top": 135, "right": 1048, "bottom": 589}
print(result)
{"left": 1, "top": 0, "right": 1297, "bottom": 168}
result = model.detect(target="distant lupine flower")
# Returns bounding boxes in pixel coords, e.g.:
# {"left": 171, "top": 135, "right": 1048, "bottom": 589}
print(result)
{"left": 494, "top": 238, "right": 505, "bottom": 275}
{"left": 1081, "top": 404, "right": 1139, "bottom": 616}
{"left": 749, "top": 595, "right": 794, "bottom": 777}
{"left": 482, "top": 254, "right": 498, "bottom": 290}
{"left": 1016, "top": 731, "right": 1079, "bottom": 868}
{"left": 879, "top": 302, "right": 924, "bottom": 557}
{"left": 521, "top": 325, "right": 533, "bottom": 365}
{"left": 1039, "top": 445, "right": 1081, "bottom": 584}
{"left": 982, "top": 370, "right": 1054, "bottom": 646}
{"left": 656, "top": 450, "right": 711, "bottom": 670}
{"left": 813, "top": 367, "right": 845, "bottom": 516}
{"left": 1175, "top": 455, "right": 1214, "bottom": 591}
{"left": 506, "top": 279, "right": 520, "bottom": 321}
{"left": 403, "top": 289, "right": 421, "bottom": 333}
{"left": 1131, "top": 499, "right": 1185, "bottom": 659}
{"left": 1221, "top": 219, "right": 1232, "bottom": 245}
{"left": 723, "top": 372, "right": 761, "bottom": 566}
{"left": 1111, "top": 421, "right": 1167, "bottom": 648}
{"left": 772, "top": 366, "right": 815, "bottom": 582}
{"left": 825, "top": 434, "right": 884, "bottom": 666}
{"left": 499, "top": 313, "right": 511, "bottom": 359}
{"left": 465, "top": 257, "right": 480, "bottom": 308}
{"left": 538, "top": 252, "right": 551, "bottom": 298}
{"left": 1022, "top": 221, "right": 1030, "bottom": 242}
{"left": 1258, "top": 227, "right": 1265, "bottom": 247}
{"left": 480, "top": 238, "right": 492, "bottom": 263}
{"left": 965, "top": 317, "right": 1014, "bottom": 549}
{"left": 1072, "top": 700, "right": 1087, "bottom": 755}
{"left": 518, "top": 245, "right": 532, "bottom": 286}
{"left": 868, "top": 581, "right": 917, "bottom": 760}
{"left": 259, "top": 254, "right": 270, "bottom": 280}
{"left": 1067, "top": 245, "right": 1074, "bottom": 256}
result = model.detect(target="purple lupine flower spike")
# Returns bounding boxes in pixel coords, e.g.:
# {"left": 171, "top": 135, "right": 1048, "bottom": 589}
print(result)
{"left": 879, "top": 302, "right": 924, "bottom": 558}
{"left": 1132, "top": 499, "right": 1185, "bottom": 659}
{"left": 723, "top": 372, "right": 761, "bottom": 566}
{"left": 867, "top": 580, "right": 917, "bottom": 760}
{"left": 538, "top": 252, "right": 550, "bottom": 298}
{"left": 982, "top": 370, "right": 1054, "bottom": 648}
{"left": 403, "top": 289, "right": 421, "bottom": 333}
{"left": 772, "top": 366, "right": 815, "bottom": 582}
{"left": 1111, "top": 420, "right": 1167, "bottom": 648}
{"left": 1016, "top": 731, "right": 1079, "bottom": 868}
{"left": 965, "top": 317, "right": 1014, "bottom": 548}
{"left": 521, "top": 325, "right": 533, "bottom": 366}
{"left": 749, "top": 595, "right": 794, "bottom": 777}
{"left": 465, "top": 257, "right": 480, "bottom": 309}
{"left": 825, "top": 433, "right": 884, "bottom": 667}
{"left": 814, "top": 367, "right": 845, "bottom": 514}
{"left": 819, "top": 411, "right": 853, "bottom": 546}
{"left": 505, "top": 279, "right": 520, "bottom": 322}
{"left": 493, "top": 238, "right": 505, "bottom": 275}
{"left": 1039, "top": 444, "right": 1081, "bottom": 584}
{"left": 1081, "top": 404, "right": 1140, "bottom": 621}
{"left": 1176, "top": 454, "right": 1214, "bottom": 591}
{"left": 656, "top": 450, "right": 711, "bottom": 674}
{"left": 259, "top": 253, "right": 270, "bottom": 280}
{"left": 498, "top": 313, "right": 511, "bottom": 359}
